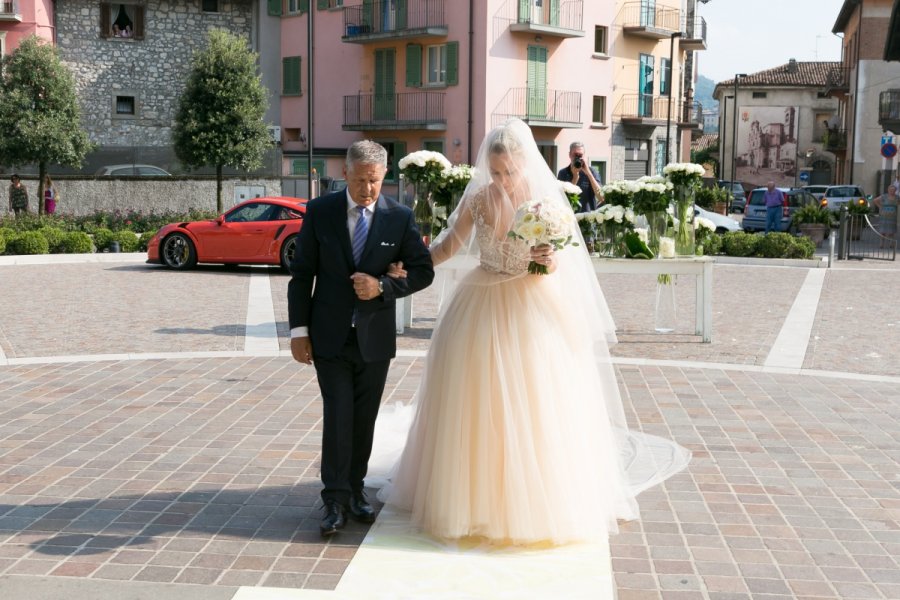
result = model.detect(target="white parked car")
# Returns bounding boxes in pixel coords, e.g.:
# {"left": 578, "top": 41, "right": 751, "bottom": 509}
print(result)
{"left": 694, "top": 206, "right": 742, "bottom": 232}
{"left": 95, "top": 164, "right": 171, "bottom": 176}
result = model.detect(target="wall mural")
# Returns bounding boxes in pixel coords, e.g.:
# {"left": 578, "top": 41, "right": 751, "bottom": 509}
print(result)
{"left": 735, "top": 106, "right": 799, "bottom": 189}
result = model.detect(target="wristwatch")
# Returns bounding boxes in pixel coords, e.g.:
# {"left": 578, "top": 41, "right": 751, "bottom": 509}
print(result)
{"left": 377, "top": 278, "right": 384, "bottom": 295}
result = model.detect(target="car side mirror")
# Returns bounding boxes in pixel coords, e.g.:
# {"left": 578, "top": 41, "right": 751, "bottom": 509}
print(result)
{"left": 216, "top": 216, "right": 225, "bottom": 225}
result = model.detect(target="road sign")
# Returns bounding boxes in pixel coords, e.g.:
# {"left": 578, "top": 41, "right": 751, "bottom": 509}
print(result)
{"left": 799, "top": 171, "right": 810, "bottom": 182}
{"left": 881, "top": 142, "right": 898, "bottom": 159}
{"left": 882, "top": 135, "right": 895, "bottom": 146}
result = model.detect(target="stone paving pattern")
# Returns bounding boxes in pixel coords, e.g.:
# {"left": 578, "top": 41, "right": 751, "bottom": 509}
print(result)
{"left": 0, "top": 258, "right": 899, "bottom": 599}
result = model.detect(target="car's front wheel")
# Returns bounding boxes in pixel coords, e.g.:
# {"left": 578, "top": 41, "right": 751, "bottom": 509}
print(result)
{"left": 161, "top": 233, "right": 197, "bottom": 270}
{"left": 280, "top": 234, "right": 297, "bottom": 270}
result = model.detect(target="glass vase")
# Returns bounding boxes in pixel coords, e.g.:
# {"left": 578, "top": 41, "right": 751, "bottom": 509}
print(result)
{"left": 673, "top": 184, "right": 696, "bottom": 257}
{"left": 642, "top": 211, "right": 668, "bottom": 256}
{"left": 654, "top": 276, "right": 677, "bottom": 333}
{"left": 598, "top": 222, "right": 626, "bottom": 257}
{"left": 413, "top": 182, "right": 434, "bottom": 246}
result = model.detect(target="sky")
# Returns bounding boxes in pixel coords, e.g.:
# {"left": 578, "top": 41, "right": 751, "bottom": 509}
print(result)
{"left": 697, "top": 0, "right": 847, "bottom": 83}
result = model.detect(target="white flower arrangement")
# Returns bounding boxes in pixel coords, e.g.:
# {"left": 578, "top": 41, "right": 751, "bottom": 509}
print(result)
{"left": 693, "top": 216, "right": 716, "bottom": 232}
{"left": 662, "top": 162, "right": 705, "bottom": 178}
{"left": 560, "top": 181, "right": 582, "bottom": 196}
{"left": 399, "top": 150, "right": 453, "bottom": 189}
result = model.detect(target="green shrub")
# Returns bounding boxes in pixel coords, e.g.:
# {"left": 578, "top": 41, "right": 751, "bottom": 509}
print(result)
{"left": 0, "top": 235, "right": 6, "bottom": 255}
{"left": 721, "top": 231, "right": 759, "bottom": 257}
{"left": 113, "top": 230, "right": 140, "bottom": 252}
{"left": 0, "top": 227, "right": 13, "bottom": 242}
{"left": 138, "top": 231, "right": 156, "bottom": 252}
{"left": 59, "top": 231, "right": 94, "bottom": 254}
{"left": 702, "top": 233, "right": 723, "bottom": 255}
{"left": 793, "top": 204, "right": 834, "bottom": 226}
{"left": 757, "top": 233, "right": 796, "bottom": 258}
{"left": 786, "top": 235, "right": 815, "bottom": 259}
{"left": 6, "top": 231, "right": 50, "bottom": 255}
{"left": 92, "top": 228, "right": 116, "bottom": 251}
{"left": 38, "top": 227, "right": 67, "bottom": 253}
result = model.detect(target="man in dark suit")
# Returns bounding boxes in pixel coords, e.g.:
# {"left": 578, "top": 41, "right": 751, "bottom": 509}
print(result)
{"left": 557, "top": 141, "right": 604, "bottom": 212}
{"left": 288, "top": 140, "right": 434, "bottom": 537}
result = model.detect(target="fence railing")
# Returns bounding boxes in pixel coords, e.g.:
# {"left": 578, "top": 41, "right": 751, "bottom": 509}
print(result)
{"left": 616, "top": 94, "right": 670, "bottom": 121}
{"left": 492, "top": 87, "right": 581, "bottom": 127}
{"left": 682, "top": 14, "right": 706, "bottom": 42}
{"left": 342, "top": 0, "right": 445, "bottom": 36}
{"left": 621, "top": 1, "right": 681, "bottom": 33}
{"left": 823, "top": 128, "right": 848, "bottom": 152}
{"left": 680, "top": 100, "right": 703, "bottom": 125}
{"left": 838, "top": 209, "right": 897, "bottom": 261}
{"left": 515, "top": 0, "right": 583, "bottom": 31}
{"left": 825, "top": 66, "right": 849, "bottom": 92}
{"left": 343, "top": 92, "right": 445, "bottom": 128}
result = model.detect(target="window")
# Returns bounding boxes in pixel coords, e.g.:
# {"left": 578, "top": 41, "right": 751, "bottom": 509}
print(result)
{"left": 379, "top": 140, "right": 406, "bottom": 182}
{"left": 291, "top": 158, "right": 326, "bottom": 176}
{"left": 660, "top": 58, "right": 671, "bottom": 95}
{"left": 317, "top": 0, "right": 343, "bottom": 8}
{"left": 423, "top": 140, "right": 445, "bottom": 153}
{"left": 591, "top": 161, "right": 606, "bottom": 185}
{"left": 283, "top": 56, "right": 302, "bottom": 95}
{"left": 427, "top": 44, "right": 447, "bottom": 85}
{"left": 202, "top": 0, "right": 218, "bottom": 12}
{"left": 593, "top": 26, "right": 607, "bottom": 54}
{"left": 655, "top": 137, "right": 666, "bottom": 176}
{"left": 591, "top": 96, "right": 606, "bottom": 125}
{"left": 752, "top": 91, "right": 767, "bottom": 98}
{"left": 115, "top": 96, "right": 135, "bottom": 115}
{"left": 100, "top": 3, "right": 145, "bottom": 40}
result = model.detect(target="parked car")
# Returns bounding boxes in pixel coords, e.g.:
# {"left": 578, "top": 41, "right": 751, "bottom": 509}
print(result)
{"left": 741, "top": 187, "right": 820, "bottom": 232}
{"left": 717, "top": 180, "right": 747, "bottom": 213}
{"left": 802, "top": 184, "right": 829, "bottom": 201}
{"left": 146, "top": 196, "right": 307, "bottom": 270}
{"left": 819, "top": 185, "right": 867, "bottom": 212}
{"left": 95, "top": 164, "right": 171, "bottom": 176}
{"left": 694, "top": 206, "right": 742, "bottom": 233}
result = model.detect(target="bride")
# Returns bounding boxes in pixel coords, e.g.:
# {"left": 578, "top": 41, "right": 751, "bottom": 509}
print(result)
{"left": 378, "top": 118, "right": 689, "bottom": 545}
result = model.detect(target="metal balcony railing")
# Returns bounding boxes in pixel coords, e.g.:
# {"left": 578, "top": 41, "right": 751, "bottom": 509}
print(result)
{"left": 824, "top": 66, "right": 849, "bottom": 93}
{"left": 823, "top": 128, "right": 848, "bottom": 152}
{"left": 679, "top": 100, "right": 703, "bottom": 126}
{"left": 682, "top": 14, "right": 706, "bottom": 45}
{"left": 616, "top": 94, "right": 670, "bottom": 121}
{"left": 492, "top": 87, "right": 581, "bottom": 128}
{"left": 343, "top": 92, "right": 445, "bottom": 129}
{"left": 879, "top": 89, "right": 900, "bottom": 132}
{"left": 622, "top": 1, "right": 681, "bottom": 35}
{"left": 343, "top": 0, "right": 446, "bottom": 39}
{"left": 515, "top": 0, "right": 583, "bottom": 31}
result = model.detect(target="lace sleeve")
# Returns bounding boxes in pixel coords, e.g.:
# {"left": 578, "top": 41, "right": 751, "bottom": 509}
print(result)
{"left": 429, "top": 192, "right": 479, "bottom": 266}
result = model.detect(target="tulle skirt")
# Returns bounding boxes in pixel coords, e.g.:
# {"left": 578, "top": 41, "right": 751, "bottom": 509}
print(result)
{"left": 381, "top": 267, "right": 642, "bottom": 545}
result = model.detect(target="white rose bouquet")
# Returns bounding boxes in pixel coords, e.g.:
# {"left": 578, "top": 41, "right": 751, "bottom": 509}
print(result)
{"left": 508, "top": 198, "right": 579, "bottom": 275}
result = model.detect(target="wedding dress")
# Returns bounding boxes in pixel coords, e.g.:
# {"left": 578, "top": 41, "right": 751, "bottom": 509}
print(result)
{"left": 372, "top": 119, "right": 690, "bottom": 545}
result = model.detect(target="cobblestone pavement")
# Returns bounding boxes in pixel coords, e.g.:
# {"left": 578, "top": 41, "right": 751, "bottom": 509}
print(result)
{"left": 0, "top": 255, "right": 898, "bottom": 599}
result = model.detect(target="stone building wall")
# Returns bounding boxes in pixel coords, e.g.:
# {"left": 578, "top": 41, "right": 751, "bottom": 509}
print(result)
{"left": 55, "top": 1, "right": 253, "bottom": 150}
{"left": 3, "top": 176, "right": 282, "bottom": 216}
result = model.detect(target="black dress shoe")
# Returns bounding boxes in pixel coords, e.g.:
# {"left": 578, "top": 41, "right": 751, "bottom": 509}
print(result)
{"left": 348, "top": 491, "right": 376, "bottom": 524}
{"left": 319, "top": 500, "right": 346, "bottom": 537}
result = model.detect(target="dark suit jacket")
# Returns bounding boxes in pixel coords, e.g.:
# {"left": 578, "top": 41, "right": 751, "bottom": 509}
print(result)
{"left": 287, "top": 191, "right": 434, "bottom": 362}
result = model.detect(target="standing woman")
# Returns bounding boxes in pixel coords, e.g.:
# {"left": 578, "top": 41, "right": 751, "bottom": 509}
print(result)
{"left": 874, "top": 184, "right": 898, "bottom": 246}
{"left": 44, "top": 175, "right": 58, "bottom": 215}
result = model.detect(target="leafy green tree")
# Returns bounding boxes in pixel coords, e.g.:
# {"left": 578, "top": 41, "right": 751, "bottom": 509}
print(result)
{"left": 691, "top": 143, "right": 720, "bottom": 178}
{"left": 173, "top": 29, "right": 271, "bottom": 213}
{"left": 0, "top": 36, "right": 92, "bottom": 214}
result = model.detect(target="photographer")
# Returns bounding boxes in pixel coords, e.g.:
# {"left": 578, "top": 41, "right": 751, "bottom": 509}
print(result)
{"left": 557, "top": 141, "right": 603, "bottom": 212}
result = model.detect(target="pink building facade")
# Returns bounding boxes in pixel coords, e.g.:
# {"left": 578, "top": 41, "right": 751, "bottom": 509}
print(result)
{"left": 0, "top": 0, "right": 55, "bottom": 56}
{"left": 279, "top": 1, "right": 613, "bottom": 193}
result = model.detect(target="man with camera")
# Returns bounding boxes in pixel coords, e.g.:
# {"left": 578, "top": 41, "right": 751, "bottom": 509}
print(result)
{"left": 557, "top": 141, "right": 603, "bottom": 212}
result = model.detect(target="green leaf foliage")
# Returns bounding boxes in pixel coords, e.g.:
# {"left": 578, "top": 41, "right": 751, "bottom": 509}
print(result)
{"left": 173, "top": 29, "right": 271, "bottom": 211}
{"left": 0, "top": 36, "right": 92, "bottom": 171}
{"left": 7, "top": 231, "right": 50, "bottom": 255}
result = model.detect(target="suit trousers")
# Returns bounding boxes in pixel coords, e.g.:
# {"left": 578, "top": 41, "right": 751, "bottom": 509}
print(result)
{"left": 313, "top": 328, "right": 391, "bottom": 506}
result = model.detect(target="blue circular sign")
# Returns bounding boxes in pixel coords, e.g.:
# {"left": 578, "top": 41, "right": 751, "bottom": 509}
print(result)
{"left": 882, "top": 143, "right": 898, "bottom": 158}
{"left": 799, "top": 171, "right": 810, "bottom": 182}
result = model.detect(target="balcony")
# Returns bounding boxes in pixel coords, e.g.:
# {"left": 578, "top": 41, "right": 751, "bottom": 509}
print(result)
{"left": 680, "top": 14, "right": 707, "bottom": 51}
{"left": 622, "top": 1, "right": 681, "bottom": 39}
{"left": 507, "top": 0, "right": 585, "bottom": 39}
{"left": 491, "top": 88, "right": 581, "bottom": 129}
{"left": 879, "top": 89, "right": 900, "bottom": 133}
{"left": 678, "top": 100, "right": 704, "bottom": 138}
{"left": 343, "top": 92, "right": 446, "bottom": 131}
{"left": 342, "top": 0, "right": 448, "bottom": 43}
{"left": 823, "top": 66, "right": 849, "bottom": 96}
{"left": 0, "top": 0, "right": 22, "bottom": 21}
{"left": 821, "top": 128, "right": 848, "bottom": 153}
{"left": 616, "top": 94, "right": 670, "bottom": 126}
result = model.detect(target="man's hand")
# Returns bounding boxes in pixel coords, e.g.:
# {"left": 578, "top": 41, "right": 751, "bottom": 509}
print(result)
{"left": 351, "top": 272, "right": 381, "bottom": 300}
{"left": 291, "top": 337, "right": 313, "bottom": 365}
{"left": 386, "top": 261, "right": 407, "bottom": 279}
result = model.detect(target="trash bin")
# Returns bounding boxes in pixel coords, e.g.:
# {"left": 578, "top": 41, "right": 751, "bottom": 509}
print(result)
{"left": 109, "top": 241, "right": 121, "bottom": 253}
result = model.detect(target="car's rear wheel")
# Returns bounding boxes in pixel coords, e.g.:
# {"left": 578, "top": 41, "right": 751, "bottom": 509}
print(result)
{"left": 280, "top": 235, "right": 297, "bottom": 270}
{"left": 162, "top": 233, "right": 197, "bottom": 270}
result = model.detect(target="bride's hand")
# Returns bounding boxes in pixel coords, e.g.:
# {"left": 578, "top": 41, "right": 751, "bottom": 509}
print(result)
{"left": 530, "top": 244, "right": 556, "bottom": 271}
{"left": 386, "top": 261, "right": 407, "bottom": 279}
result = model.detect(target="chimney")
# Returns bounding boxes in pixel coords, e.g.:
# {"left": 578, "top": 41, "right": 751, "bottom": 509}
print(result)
{"left": 787, "top": 58, "right": 798, "bottom": 73}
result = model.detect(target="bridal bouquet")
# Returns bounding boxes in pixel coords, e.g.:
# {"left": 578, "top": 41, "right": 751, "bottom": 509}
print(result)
{"left": 508, "top": 197, "right": 578, "bottom": 275}
{"left": 559, "top": 180, "right": 583, "bottom": 212}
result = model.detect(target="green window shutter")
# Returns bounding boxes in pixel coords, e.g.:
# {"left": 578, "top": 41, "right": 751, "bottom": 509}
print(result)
{"left": 549, "top": 0, "right": 559, "bottom": 26}
{"left": 406, "top": 44, "right": 422, "bottom": 88}
{"left": 396, "top": 0, "right": 407, "bottom": 29}
{"left": 299, "top": 0, "right": 309, "bottom": 13}
{"left": 317, "top": 0, "right": 329, "bottom": 9}
{"left": 518, "top": 0, "right": 528, "bottom": 23}
{"left": 390, "top": 141, "right": 406, "bottom": 182}
{"left": 446, "top": 41, "right": 459, "bottom": 86}
{"left": 268, "top": 0, "right": 282, "bottom": 17}
{"left": 283, "top": 57, "right": 301, "bottom": 95}
{"left": 362, "top": 0, "right": 374, "bottom": 28}
{"left": 292, "top": 158, "right": 326, "bottom": 176}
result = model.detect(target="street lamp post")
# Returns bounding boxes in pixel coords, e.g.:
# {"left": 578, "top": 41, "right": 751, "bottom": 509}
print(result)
{"left": 730, "top": 73, "right": 747, "bottom": 188}
{"left": 665, "top": 31, "right": 683, "bottom": 165}
{"left": 721, "top": 95, "right": 733, "bottom": 180}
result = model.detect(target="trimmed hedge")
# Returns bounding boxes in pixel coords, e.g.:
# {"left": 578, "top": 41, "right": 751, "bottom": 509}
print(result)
{"left": 138, "top": 231, "right": 156, "bottom": 252}
{"left": 114, "top": 230, "right": 140, "bottom": 253}
{"left": 0, "top": 235, "right": 5, "bottom": 255}
{"left": 721, "top": 232, "right": 759, "bottom": 257}
{"left": 59, "top": 231, "right": 93, "bottom": 254}
{"left": 38, "top": 227, "right": 67, "bottom": 254}
{"left": 7, "top": 231, "right": 50, "bottom": 255}
{"left": 92, "top": 228, "right": 116, "bottom": 252}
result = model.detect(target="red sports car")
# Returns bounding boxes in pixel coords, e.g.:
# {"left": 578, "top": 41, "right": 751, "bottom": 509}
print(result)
{"left": 147, "top": 196, "right": 307, "bottom": 270}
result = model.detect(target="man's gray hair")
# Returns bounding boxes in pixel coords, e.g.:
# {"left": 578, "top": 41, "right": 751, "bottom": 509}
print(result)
{"left": 346, "top": 140, "right": 388, "bottom": 170}
{"left": 569, "top": 141, "right": 585, "bottom": 152}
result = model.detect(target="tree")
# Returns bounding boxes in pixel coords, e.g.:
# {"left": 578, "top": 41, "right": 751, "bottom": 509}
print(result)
{"left": 692, "top": 143, "right": 720, "bottom": 179}
{"left": 173, "top": 29, "right": 271, "bottom": 213}
{"left": 0, "top": 36, "right": 92, "bottom": 214}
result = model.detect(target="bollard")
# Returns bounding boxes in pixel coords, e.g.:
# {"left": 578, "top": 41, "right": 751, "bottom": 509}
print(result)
{"left": 827, "top": 230, "right": 835, "bottom": 267}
